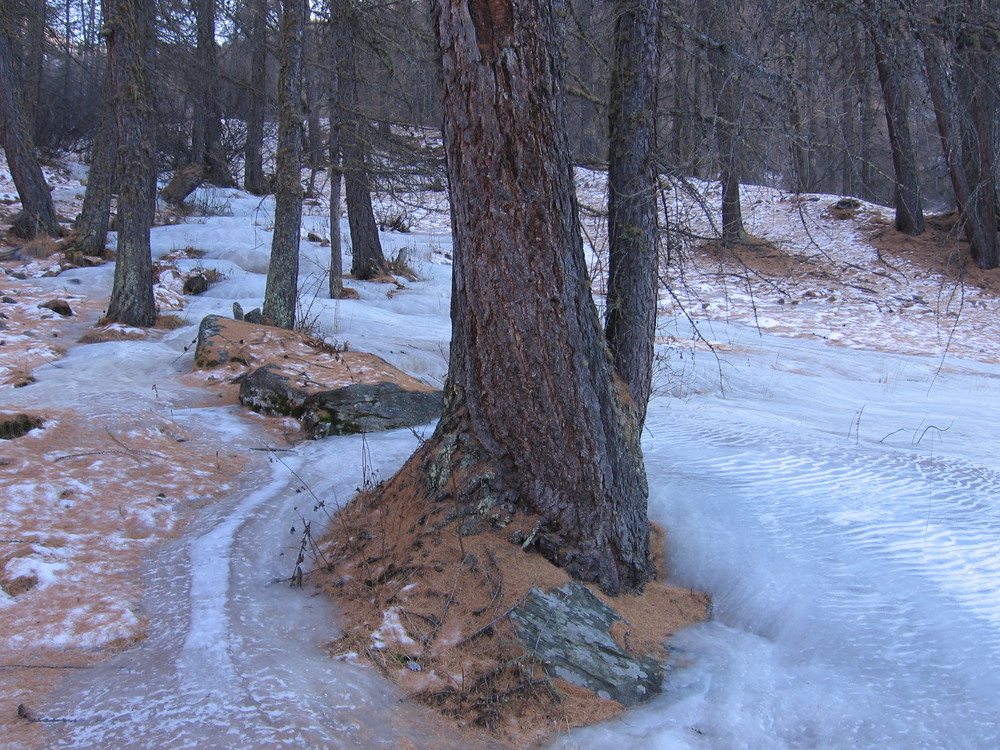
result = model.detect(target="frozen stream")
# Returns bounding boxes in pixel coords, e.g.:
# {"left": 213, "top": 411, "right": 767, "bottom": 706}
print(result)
{"left": 15, "top": 183, "right": 999, "bottom": 748}
{"left": 557, "top": 323, "right": 1000, "bottom": 748}
{"left": 34, "top": 316, "right": 1000, "bottom": 749}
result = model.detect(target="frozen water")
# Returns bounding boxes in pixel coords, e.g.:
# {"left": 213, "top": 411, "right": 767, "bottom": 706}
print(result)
{"left": 9, "top": 172, "right": 998, "bottom": 748}
{"left": 554, "top": 323, "right": 1000, "bottom": 748}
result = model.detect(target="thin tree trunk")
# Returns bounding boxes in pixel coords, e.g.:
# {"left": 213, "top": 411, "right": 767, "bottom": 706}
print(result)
{"left": 707, "top": 29, "right": 747, "bottom": 245}
{"left": 605, "top": 0, "right": 659, "bottom": 429}
{"left": 0, "top": 1, "right": 61, "bottom": 238}
{"left": 410, "top": 0, "right": 654, "bottom": 595}
{"left": 341, "top": 35, "right": 388, "bottom": 280}
{"left": 871, "top": 10, "right": 924, "bottom": 235}
{"left": 193, "top": 0, "right": 235, "bottom": 187}
{"left": 243, "top": 0, "right": 268, "bottom": 195}
{"left": 69, "top": 53, "right": 116, "bottom": 258}
{"left": 104, "top": 0, "right": 156, "bottom": 327}
{"left": 920, "top": 19, "right": 998, "bottom": 269}
{"left": 327, "top": 28, "right": 345, "bottom": 299}
{"left": 262, "top": 0, "right": 306, "bottom": 330}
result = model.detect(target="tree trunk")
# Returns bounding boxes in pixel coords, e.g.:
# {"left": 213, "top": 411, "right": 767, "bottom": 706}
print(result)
{"left": 954, "top": 21, "right": 998, "bottom": 269}
{"left": 605, "top": 0, "right": 659, "bottom": 430}
{"left": 920, "top": 17, "right": 998, "bottom": 269}
{"left": 327, "top": 28, "right": 345, "bottom": 299}
{"left": 707, "top": 26, "right": 747, "bottom": 245}
{"left": 262, "top": 0, "right": 306, "bottom": 330}
{"left": 243, "top": 0, "right": 268, "bottom": 195}
{"left": 406, "top": 0, "right": 654, "bottom": 595}
{"left": 192, "top": 0, "right": 235, "bottom": 187}
{"left": 104, "top": 0, "right": 157, "bottom": 327}
{"left": 0, "top": 2, "right": 61, "bottom": 239}
{"left": 870, "top": 10, "right": 925, "bottom": 236}
{"left": 339, "top": 27, "right": 388, "bottom": 281}
{"left": 70, "top": 53, "right": 116, "bottom": 258}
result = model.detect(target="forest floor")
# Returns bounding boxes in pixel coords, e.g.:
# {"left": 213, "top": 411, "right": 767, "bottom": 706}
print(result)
{"left": 1, "top": 157, "right": 999, "bottom": 748}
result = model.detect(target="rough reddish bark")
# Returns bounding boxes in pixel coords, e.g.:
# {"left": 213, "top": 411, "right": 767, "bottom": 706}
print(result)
{"left": 605, "top": 0, "right": 660, "bottom": 429}
{"left": 402, "top": 0, "right": 654, "bottom": 595}
{"left": 104, "top": 0, "right": 157, "bottom": 327}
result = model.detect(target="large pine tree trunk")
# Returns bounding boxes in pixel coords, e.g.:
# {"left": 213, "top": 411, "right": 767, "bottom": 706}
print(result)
{"left": 0, "top": 3, "right": 61, "bottom": 239}
{"left": 262, "top": 0, "right": 306, "bottom": 330}
{"left": 104, "top": 0, "right": 157, "bottom": 327}
{"left": 870, "top": 9, "right": 925, "bottom": 236}
{"left": 605, "top": 0, "right": 659, "bottom": 429}
{"left": 405, "top": 0, "right": 654, "bottom": 595}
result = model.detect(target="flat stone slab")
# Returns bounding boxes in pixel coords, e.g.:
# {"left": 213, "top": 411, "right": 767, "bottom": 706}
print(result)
{"left": 194, "top": 315, "right": 442, "bottom": 437}
{"left": 510, "top": 583, "right": 665, "bottom": 707}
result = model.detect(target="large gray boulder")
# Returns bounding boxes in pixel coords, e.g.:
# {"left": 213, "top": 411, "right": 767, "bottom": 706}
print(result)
{"left": 510, "top": 583, "right": 665, "bottom": 707}
{"left": 195, "top": 314, "right": 442, "bottom": 437}
{"left": 239, "top": 364, "right": 441, "bottom": 438}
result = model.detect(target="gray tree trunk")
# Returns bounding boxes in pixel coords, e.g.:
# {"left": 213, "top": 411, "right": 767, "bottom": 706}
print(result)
{"left": 706, "top": 20, "right": 747, "bottom": 246}
{"left": 870, "top": 8, "right": 925, "bottom": 236}
{"left": 69, "top": 53, "right": 116, "bottom": 258}
{"left": 192, "top": 0, "right": 235, "bottom": 187}
{"left": 104, "top": 0, "right": 157, "bottom": 327}
{"left": 338, "top": 28, "right": 388, "bottom": 281}
{"left": 243, "top": 0, "right": 268, "bottom": 195}
{"left": 262, "top": 0, "right": 306, "bottom": 330}
{"left": 409, "top": 0, "right": 654, "bottom": 595}
{"left": 920, "top": 16, "right": 998, "bottom": 269}
{"left": 0, "top": 1, "right": 61, "bottom": 238}
{"left": 605, "top": 0, "right": 659, "bottom": 430}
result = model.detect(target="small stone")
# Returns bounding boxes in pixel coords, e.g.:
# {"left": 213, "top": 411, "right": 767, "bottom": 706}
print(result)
{"left": 38, "top": 299, "right": 73, "bottom": 316}
{"left": 183, "top": 273, "right": 209, "bottom": 295}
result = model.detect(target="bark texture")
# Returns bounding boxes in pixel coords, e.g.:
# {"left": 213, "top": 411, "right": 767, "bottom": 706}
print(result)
{"left": 104, "top": 0, "right": 157, "bottom": 327}
{"left": 870, "top": 8, "right": 925, "bottom": 236}
{"left": 605, "top": 0, "right": 660, "bottom": 429}
{"left": 191, "top": 0, "right": 235, "bottom": 187}
{"left": 262, "top": 0, "right": 306, "bottom": 330}
{"left": 70, "top": 56, "right": 117, "bottom": 257}
{"left": 706, "top": 21, "right": 747, "bottom": 245}
{"left": 242, "top": 0, "right": 268, "bottom": 195}
{"left": 919, "top": 13, "right": 998, "bottom": 269}
{"left": 339, "top": 25, "right": 388, "bottom": 281}
{"left": 0, "top": 2, "right": 61, "bottom": 239}
{"left": 413, "top": 0, "right": 654, "bottom": 595}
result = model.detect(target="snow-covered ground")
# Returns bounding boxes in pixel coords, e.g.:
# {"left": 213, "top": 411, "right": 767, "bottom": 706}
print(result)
{"left": 2, "top": 160, "right": 999, "bottom": 748}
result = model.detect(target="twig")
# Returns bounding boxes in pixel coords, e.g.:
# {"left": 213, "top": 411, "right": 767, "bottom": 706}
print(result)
{"left": 456, "top": 588, "right": 534, "bottom": 647}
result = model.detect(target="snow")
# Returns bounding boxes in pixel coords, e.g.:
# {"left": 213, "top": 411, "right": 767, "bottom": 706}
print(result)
{"left": 2, "top": 158, "right": 1000, "bottom": 747}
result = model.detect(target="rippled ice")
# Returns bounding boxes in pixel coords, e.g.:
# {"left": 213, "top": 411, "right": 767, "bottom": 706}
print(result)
{"left": 556, "top": 323, "right": 1000, "bottom": 749}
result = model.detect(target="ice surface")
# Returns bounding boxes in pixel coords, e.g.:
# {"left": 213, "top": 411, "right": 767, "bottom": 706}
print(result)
{"left": 8, "top": 169, "right": 998, "bottom": 748}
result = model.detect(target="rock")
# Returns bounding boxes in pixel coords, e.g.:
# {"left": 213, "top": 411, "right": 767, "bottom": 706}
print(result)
{"left": 232, "top": 302, "right": 244, "bottom": 321}
{"left": 193, "top": 314, "right": 250, "bottom": 368}
{"left": 183, "top": 273, "right": 209, "bottom": 295}
{"left": 195, "top": 315, "right": 442, "bottom": 437}
{"left": 510, "top": 583, "right": 665, "bottom": 707}
{"left": 38, "top": 299, "right": 73, "bottom": 316}
{"left": 240, "top": 365, "right": 442, "bottom": 437}
{"left": 243, "top": 307, "right": 264, "bottom": 325}
{"left": 0, "top": 413, "right": 44, "bottom": 440}
{"left": 160, "top": 165, "right": 205, "bottom": 206}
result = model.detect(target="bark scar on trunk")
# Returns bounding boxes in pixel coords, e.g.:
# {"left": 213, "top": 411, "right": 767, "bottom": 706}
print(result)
{"left": 468, "top": 0, "right": 514, "bottom": 61}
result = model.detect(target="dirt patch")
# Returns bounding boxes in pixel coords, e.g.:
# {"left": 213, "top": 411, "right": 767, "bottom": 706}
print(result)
{"left": 863, "top": 213, "right": 1000, "bottom": 296}
{"left": 314, "top": 450, "right": 709, "bottom": 749}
